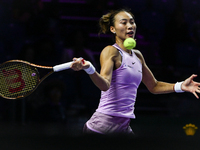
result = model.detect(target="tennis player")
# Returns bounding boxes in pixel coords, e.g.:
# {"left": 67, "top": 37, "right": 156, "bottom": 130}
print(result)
{"left": 70, "top": 8, "right": 200, "bottom": 135}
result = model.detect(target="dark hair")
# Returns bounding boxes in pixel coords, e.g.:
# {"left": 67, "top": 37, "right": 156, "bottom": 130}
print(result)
{"left": 99, "top": 8, "right": 134, "bottom": 34}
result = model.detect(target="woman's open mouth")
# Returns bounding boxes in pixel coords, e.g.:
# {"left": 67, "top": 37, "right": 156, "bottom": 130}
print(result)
{"left": 127, "top": 31, "right": 134, "bottom": 37}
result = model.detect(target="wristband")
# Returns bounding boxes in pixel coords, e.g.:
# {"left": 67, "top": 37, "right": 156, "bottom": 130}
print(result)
{"left": 174, "top": 81, "right": 184, "bottom": 93}
{"left": 84, "top": 61, "right": 95, "bottom": 74}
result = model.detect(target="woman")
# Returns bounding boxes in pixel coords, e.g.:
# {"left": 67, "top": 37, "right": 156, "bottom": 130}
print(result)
{"left": 70, "top": 9, "right": 200, "bottom": 134}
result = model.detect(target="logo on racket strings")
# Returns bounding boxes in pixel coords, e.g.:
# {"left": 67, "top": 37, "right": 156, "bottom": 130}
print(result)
{"left": 2, "top": 69, "right": 25, "bottom": 93}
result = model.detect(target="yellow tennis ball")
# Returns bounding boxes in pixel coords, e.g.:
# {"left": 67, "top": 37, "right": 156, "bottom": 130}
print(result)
{"left": 123, "top": 38, "right": 136, "bottom": 50}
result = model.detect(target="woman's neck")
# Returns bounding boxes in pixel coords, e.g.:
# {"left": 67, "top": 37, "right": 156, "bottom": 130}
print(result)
{"left": 115, "top": 38, "right": 132, "bottom": 55}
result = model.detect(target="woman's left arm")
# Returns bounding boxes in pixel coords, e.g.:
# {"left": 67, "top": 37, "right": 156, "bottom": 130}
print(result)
{"left": 135, "top": 50, "right": 200, "bottom": 98}
{"left": 181, "top": 74, "right": 200, "bottom": 99}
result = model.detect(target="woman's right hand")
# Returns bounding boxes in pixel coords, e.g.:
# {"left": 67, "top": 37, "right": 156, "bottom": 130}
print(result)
{"left": 70, "top": 57, "right": 90, "bottom": 71}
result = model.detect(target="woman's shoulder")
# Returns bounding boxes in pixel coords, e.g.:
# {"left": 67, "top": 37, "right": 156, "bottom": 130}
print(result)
{"left": 133, "top": 49, "right": 142, "bottom": 56}
{"left": 101, "top": 45, "right": 119, "bottom": 56}
{"left": 133, "top": 49, "right": 145, "bottom": 64}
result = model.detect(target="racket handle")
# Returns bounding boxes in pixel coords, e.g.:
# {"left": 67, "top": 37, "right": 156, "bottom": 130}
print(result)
{"left": 53, "top": 62, "right": 73, "bottom": 72}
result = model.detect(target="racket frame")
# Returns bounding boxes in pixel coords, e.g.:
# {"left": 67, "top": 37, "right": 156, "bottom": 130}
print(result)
{"left": 0, "top": 59, "right": 74, "bottom": 99}
{"left": 0, "top": 60, "right": 54, "bottom": 99}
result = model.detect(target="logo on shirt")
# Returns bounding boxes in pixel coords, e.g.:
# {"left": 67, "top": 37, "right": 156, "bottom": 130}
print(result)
{"left": 125, "top": 62, "right": 142, "bottom": 74}
{"left": 127, "top": 62, "right": 135, "bottom": 68}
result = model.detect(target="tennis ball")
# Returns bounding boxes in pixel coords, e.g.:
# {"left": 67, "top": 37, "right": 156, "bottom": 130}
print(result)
{"left": 123, "top": 38, "right": 136, "bottom": 50}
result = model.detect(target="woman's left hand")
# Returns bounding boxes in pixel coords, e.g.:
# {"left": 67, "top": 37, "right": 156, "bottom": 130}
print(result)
{"left": 182, "top": 74, "right": 200, "bottom": 99}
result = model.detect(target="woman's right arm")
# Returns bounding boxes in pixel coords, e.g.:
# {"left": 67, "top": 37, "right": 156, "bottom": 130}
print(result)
{"left": 89, "top": 46, "right": 117, "bottom": 91}
{"left": 71, "top": 45, "right": 117, "bottom": 91}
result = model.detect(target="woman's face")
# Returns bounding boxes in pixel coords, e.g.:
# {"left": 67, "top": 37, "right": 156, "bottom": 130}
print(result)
{"left": 111, "top": 11, "right": 136, "bottom": 41}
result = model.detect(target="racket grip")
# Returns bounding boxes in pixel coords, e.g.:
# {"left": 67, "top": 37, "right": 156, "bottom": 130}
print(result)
{"left": 53, "top": 62, "right": 73, "bottom": 72}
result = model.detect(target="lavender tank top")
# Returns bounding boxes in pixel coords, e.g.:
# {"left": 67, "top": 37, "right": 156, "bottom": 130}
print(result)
{"left": 96, "top": 43, "right": 142, "bottom": 119}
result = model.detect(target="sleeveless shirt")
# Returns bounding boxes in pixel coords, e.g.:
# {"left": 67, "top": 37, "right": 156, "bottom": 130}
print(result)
{"left": 96, "top": 43, "right": 142, "bottom": 118}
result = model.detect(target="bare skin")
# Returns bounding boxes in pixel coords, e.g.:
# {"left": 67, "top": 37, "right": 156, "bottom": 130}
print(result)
{"left": 71, "top": 11, "right": 200, "bottom": 99}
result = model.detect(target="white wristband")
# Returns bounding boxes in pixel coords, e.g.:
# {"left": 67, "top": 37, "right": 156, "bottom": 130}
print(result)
{"left": 84, "top": 61, "right": 95, "bottom": 74}
{"left": 174, "top": 81, "right": 184, "bottom": 93}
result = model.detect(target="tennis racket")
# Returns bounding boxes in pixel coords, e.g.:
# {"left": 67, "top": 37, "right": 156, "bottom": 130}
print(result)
{"left": 0, "top": 59, "right": 78, "bottom": 99}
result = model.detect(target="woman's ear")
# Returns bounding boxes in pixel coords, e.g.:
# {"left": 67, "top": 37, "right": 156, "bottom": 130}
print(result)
{"left": 110, "top": 26, "right": 116, "bottom": 34}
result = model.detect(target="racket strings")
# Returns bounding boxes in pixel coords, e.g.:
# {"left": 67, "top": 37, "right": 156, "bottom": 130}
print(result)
{"left": 0, "top": 62, "right": 39, "bottom": 99}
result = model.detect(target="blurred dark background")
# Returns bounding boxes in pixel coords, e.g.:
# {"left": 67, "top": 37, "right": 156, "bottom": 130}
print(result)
{"left": 0, "top": 0, "right": 200, "bottom": 149}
